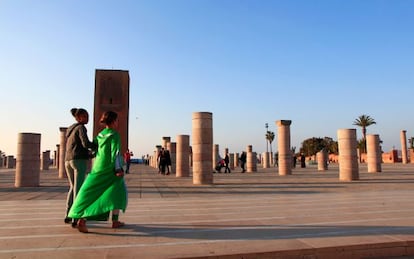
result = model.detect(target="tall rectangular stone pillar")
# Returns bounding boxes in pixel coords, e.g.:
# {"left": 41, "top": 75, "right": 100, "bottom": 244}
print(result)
{"left": 94, "top": 69, "right": 130, "bottom": 154}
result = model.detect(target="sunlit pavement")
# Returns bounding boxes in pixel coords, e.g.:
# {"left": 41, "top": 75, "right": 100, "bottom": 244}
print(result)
{"left": 0, "top": 163, "right": 414, "bottom": 258}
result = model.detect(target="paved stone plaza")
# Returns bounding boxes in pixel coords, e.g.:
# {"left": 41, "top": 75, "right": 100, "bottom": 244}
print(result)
{"left": 0, "top": 163, "right": 414, "bottom": 258}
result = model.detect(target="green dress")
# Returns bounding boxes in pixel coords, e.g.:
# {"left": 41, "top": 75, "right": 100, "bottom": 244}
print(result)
{"left": 68, "top": 128, "right": 128, "bottom": 220}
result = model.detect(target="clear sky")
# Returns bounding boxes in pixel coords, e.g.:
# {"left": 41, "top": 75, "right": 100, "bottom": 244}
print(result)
{"left": 1, "top": 0, "right": 413, "bottom": 158}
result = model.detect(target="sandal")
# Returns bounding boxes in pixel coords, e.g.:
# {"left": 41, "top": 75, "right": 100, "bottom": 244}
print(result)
{"left": 112, "top": 221, "right": 125, "bottom": 228}
{"left": 77, "top": 219, "right": 88, "bottom": 233}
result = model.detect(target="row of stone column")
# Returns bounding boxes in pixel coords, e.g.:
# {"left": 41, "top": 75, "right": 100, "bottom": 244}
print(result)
{"left": 338, "top": 130, "right": 384, "bottom": 181}
{"left": 149, "top": 136, "right": 191, "bottom": 177}
{"left": 13, "top": 132, "right": 56, "bottom": 187}
{"left": 0, "top": 155, "right": 16, "bottom": 169}
{"left": 1, "top": 151, "right": 51, "bottom": 170}
{"left": 152, "top": 113, "right": 285, "bottom": 184}
{"left": 148, "top": 115, "right": 333, "bottom": 184}
{"left": 10, "top": 113, "right": 409, "bottom": 188}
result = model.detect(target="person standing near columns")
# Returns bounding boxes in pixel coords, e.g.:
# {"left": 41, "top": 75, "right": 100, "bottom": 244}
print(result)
{"left": 239, "top": 151, "right": 247, "bottom": 173}
{"left": 300, "top": 153, "right": 306, "bottom": 168}
{"left": 64, "top": 108, "right": 96, "bottom": 227}
{"left": 165, "top": 148, "right": 172, "bottom": 175}
{"left": 69, "top": 111, "right": 128, "bottom": 233}
{"left": 123, "top": 149, "right": 133, "bottom": 174}
{"left": 158, "top": 148, "right": 168, "bottom": 175}
{"left": 224, "top": 151, "right": 231, "bottom": 173}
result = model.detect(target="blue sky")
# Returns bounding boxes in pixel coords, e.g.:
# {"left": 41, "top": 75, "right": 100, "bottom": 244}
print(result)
{"left": 1, "top": 0, "right": 413, "bottom": 158}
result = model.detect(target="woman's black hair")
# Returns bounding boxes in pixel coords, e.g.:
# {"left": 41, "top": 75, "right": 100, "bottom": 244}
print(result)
{"left": 70, "top": 108, "right": 88, "bottom": 119}
{"left": 99, "top": 111, "right": 118, "bottom": 125}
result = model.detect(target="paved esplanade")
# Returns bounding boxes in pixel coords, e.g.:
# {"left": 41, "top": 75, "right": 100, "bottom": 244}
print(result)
{"left": 0, "top": 164, "right": 414, "bottom": 258}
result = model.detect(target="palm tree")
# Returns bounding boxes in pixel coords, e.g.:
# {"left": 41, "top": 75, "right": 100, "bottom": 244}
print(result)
{"left": 353, "top": 114, "right": 376, "bottom": 153}
{"left": 266, "top": 131, "right": 275, "bottom": 154}
{"left": 353, "top": 114, "right": 377, "bottom": 140}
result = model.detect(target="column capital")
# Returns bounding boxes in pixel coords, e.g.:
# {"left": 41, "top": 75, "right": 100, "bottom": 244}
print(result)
{"left": 276, "top": 120, "right": 292, "bottom": 126}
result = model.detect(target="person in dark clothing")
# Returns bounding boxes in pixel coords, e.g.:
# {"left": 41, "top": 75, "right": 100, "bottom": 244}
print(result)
{"left": 239, "top": 151, "right": 247, "bottom": 173}
{"left": 123, "top": 149, "right": 132, "bottom": 174}
{"left": 158, "top": 148, "right": 168, "bottom": 175}
{"left": 215, "top": 159, "right": 225, "bottom": 173}
{"left": 300, "top": 154, "right": 306, "bottom": 168}
{"left": 292, "top": 155, "right": 297, "bottom": 168}
{"left": 64, "top": 108, "right": 96, "bottom": 227}
{"left": 274, "top": 152, "right": 279, "bottom": 167}
{"left": 164, "top": 149, "right": 171, "bottom": 175}
{"left": 224, "top": 152, "right": 231, "bottom": 173}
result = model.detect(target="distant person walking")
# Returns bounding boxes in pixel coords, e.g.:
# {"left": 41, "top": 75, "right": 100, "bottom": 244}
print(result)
{"left": 224, "top": 152, "right": 231, "bottom": 173}
{"left": 124, "top": 149, "right": 133, "bottom": 174}
{"left": 64, "top": 108, "right": 96, "bottom": 227}
{"left": 68, "top": 111, "right": 128, "bottom": 233}
{"left": 274, "top": 152, "right": 279, "bottom": 167}
{"left": 239, "top": 151, "right": 247, "bottom": 173}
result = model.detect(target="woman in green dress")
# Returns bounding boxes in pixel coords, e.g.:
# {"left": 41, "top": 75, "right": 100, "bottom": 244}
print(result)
{"left": 68, "top": 111, "right": 128, "bottom": 233}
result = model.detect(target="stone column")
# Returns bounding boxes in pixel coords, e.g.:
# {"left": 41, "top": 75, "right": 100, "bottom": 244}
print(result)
{"left": 234, "top": 152, "right": 239, "bottom": 168}
{"left": 6, "top": 155, "right": 14, "bottom": 168}
{"left": 337, "top": 129, "right": 359, "bottom": 181}
{"left": 192, "top": 112, "right": 213, "bottom": 185}
{"left": 58, "top": 127, "right": 67, "bottom": 178}
{"left": 400, "top": 130, "right": 408, "bottom": 164}
{"left": 15, "top": 133, "right": 41, "bottom": 187}
{"left": 270, "top": 152, "right": 274, "bottom": 167}
{"left": 176, "top": 135, "right": 190, "bottom": 177}
{"left": 410, "top": 149, "right": 414, "bottom": 164}
{"left": 55, "top": 144, "right": 60, "bottom": 168}
{"left": 212, "top": 144, "right": 219, "bottom": 170}
{"left": 317, "top": 150, "right": 328, "bottom": 171}
{"left": 276, "top": 120, "right": 292, "bottom": 176}
{"left": 229, "top": 153, "right": 235, "bottom": 170}
{"left": 246, "top": 145, "right": 256, "bottom": 172}
{"left": 53, "top": 149, "right": 57, "bottom": 167}
{"left": 262, "top": 152, "right": 270, "bottom": 168}
{"left": 252, "top": 152, "right": 258, "bottom": 171}
{"left": 41, "top": 150, "right": 50, "bottom": 170}
{"left": 150, "top": 154, "right": 155, "bottom": 168}
{"left": 167, "top": 142, "right": 176, "bottom": 174}
{"left": 151, "top": 151, "right": 156, "bottom": 168}
{"left": 154, "top": 145, "right": 162, "bottom": 169}
{"left": 367, "top": 134, "right": 382, "bottom": 173}
{"left": 189, "top": 146, "right": 193, "bottom": 167}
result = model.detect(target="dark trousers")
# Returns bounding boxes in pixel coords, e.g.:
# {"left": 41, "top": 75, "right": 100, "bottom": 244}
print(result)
{"left": 240, "top": 162, "right": 246, "bottom": 172}
{"left": 224, "top": 163, "right": 231, "bottom": 173}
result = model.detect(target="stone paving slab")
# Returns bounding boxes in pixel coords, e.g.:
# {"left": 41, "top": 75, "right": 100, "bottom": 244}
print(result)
{"left": 0, "top": 163, "right": 414, "bottom": 258}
